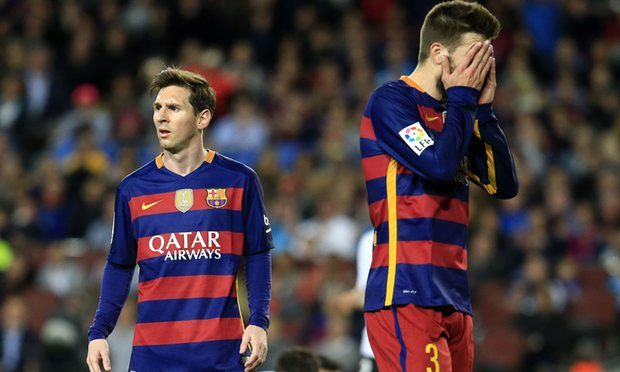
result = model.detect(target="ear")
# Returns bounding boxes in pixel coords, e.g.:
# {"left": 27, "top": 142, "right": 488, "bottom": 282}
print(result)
{"left": 429, "top": 42, "right": 448, "bottom": 66}
{"left": 197, "top": 109, "right": 212, "bottom": 130}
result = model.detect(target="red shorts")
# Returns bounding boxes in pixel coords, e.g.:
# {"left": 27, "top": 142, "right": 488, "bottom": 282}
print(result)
{"left": 365, "top": 304, "right": 473, "bottom": 372}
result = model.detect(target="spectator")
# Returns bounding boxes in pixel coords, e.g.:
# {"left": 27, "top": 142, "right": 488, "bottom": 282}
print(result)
{"left": 276, "top": 347, "right": 320, "bottom": 372}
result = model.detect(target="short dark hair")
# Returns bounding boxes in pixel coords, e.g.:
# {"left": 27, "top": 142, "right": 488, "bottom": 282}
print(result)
{"left": 318, "top": 355, "right": 342, "bottom": 371}
{"left": 276, "top": 347, "right": 320, "bottom": 372}
{"left": 418, "top": 0, "right": 501, "bottom": 62}
{"left": 149, "top": 67, "right": 216, "bottom": 115}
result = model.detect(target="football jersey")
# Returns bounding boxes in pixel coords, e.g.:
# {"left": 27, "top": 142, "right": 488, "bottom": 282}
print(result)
{"left": 360, "top": 76, "right": 517, "bottom": 314}
{"left": 109, "top": 150, "right": 273, "bottom": 371}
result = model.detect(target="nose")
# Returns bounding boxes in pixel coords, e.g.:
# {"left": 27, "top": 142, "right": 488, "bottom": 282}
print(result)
{"left": 154, "top": 109, "right": 168, "bottom": 124}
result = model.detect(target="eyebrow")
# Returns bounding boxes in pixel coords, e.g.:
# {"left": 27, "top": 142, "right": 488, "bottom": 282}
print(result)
{"left": 153, "top": 101, "right": 180, "bottom": 107}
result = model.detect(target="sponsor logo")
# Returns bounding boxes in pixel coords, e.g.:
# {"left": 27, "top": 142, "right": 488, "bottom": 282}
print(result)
{"left": 206, "top": 188, "right": 228, "bottom": 208}
{"left": 398, "top": 122, "right": 434, "bottom": 156}
{"left": 141, "top": 200, "right": 163, "bottom": 210}
{"left": 263, "top": 214, "right": 271, "bottom": 233}
{"left": 147, "top": 231, "right": 222, "bottom": 261}
{"left": 175, "top": 189, "right": 194, "bottom": 213}
{"left": 425, "top": 115, "right": 440, "bottom": 122}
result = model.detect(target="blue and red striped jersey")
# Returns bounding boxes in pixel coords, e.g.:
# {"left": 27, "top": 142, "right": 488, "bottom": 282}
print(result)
{"left": 105, "top": 150, "right": 273, "bottom": 371}
{"left": 360, "top": 76, "right": 517, "bottom": 314}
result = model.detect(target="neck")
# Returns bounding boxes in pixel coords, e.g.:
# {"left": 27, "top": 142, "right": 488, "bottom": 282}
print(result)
{"left": 408, "top": 61, "right": 443, "bottom": 102}
{"left": 162, "top": 144, "right": 207, "bottom": 176}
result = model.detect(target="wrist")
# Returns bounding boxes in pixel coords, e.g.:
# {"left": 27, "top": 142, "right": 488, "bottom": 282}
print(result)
{"left": 446, "top": 87, "right": 479, "bottom": 112}
{"left": 248, "top": 315, "right": 269, "bottom": 331}
{"left": 476, "top": 103, "right": 496, "bottom": 125}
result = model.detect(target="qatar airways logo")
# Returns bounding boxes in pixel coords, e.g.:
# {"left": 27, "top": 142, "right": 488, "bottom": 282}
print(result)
{"left": 148, "top": 231, "right": 222, "bottom": 261}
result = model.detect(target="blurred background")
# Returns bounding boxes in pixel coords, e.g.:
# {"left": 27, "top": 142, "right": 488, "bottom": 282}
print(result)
{"left": 0, "top": 0, "right": 619, "bottom": 371}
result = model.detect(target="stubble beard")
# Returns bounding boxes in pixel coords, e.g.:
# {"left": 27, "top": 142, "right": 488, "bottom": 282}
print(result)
{"left": 436, "top": 76, "right": 447, "bottom": 103}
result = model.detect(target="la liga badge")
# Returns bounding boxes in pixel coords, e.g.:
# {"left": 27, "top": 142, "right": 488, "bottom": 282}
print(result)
{"left": 399, "top": 122, "right": 434, "bottom": 155}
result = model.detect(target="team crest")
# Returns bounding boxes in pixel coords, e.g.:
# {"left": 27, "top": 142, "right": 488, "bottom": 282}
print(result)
{"left": 206, "top": 188, "right": 228, "bottom": 208}
{"left": 175, "top": 189, "right": 194, "bottom": 213}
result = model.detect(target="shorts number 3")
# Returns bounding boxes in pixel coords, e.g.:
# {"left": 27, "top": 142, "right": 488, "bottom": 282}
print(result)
{"left": 425, "top": 343, "right": 440, "bottom": 372}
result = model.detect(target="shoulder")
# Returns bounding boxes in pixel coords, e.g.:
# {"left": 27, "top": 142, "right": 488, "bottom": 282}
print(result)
{"left": 212, "top": 152, "right": 259, "bottom": 182}
{"left": 371, "top": 80, "right": 410, "bottom": 100}
{"left": 117, "top": 160, "right": 157, "bottom": 193}
{"left": 368, "top": 80, "right": 418, "bottom": 111}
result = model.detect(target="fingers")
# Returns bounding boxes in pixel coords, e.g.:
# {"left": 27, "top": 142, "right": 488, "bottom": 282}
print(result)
{"left": 101, "top": 348, "right": 111, "bottom": 371}
{"left": 474, "top": 43, "right": 493, "bottom": 79}
{"left": 461, "top": 41, "right": 484, "bottom": 71}
{"left": 244, "top": 341, "right": 259, "bottom": 371}
{"left": 440, "top": 55, "right": 452, "bottom": 85}
{"left": 441, "top": 55, "right": 451, "bottom": 78}
{"left": 244, "top": 341, "right": 267, "bottom": 371}
{"left": 479, "top": 56, "right": 494, "bottom": 87}
{"left": 86, "top": 353, "right": 102, "bottom": 372}
{"left": 239, "top": 332, "right": 250, "bottom": 354}
{"left": 488, "top": 56, "right": 496, "bottom": 83}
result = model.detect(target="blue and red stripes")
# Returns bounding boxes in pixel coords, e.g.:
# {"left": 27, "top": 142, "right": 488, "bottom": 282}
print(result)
{"left": 128, "top": 188, "right": 244, "bottom": 221}
{"left": 133, "top": 318, "right": 243, "bottom": 346}
{"left": 360, "top": 90, "right": 472, "bottom": 312}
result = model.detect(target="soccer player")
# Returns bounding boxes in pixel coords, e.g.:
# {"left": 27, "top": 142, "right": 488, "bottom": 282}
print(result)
{"left": 359, "top": 1, "right": 518, "bottom": 371}
{"left": 86, "top": 68, "right": 273, "bottom": 372}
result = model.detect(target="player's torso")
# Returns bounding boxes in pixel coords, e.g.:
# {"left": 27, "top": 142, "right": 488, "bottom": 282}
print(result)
{"left": 128, "top": 164, "right": 246, "bottom": 282}
{"left": 124, "top": 161, "right": 247, "bottom": 371}
{"left": 361, "top": 85, "right": 472, "bottom": 313}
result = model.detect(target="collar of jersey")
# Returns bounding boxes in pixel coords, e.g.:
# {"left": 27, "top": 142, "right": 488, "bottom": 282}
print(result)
{"left": 155, "top": 149, "right": 216, "bottom": 169}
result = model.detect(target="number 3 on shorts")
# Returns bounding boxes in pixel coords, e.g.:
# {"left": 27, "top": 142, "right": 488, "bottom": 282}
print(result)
{"left": 425, "top": 343, "right": 440, "bottom": 372}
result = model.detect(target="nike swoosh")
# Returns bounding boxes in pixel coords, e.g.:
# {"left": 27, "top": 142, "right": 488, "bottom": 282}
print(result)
{"left": 425, "top": 116, "right": 440, "bottom": 122}
{"left": 142, "top": 200, "right": 163, "bottom": 210}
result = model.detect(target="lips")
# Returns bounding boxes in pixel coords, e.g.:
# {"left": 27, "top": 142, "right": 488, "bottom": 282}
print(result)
{"left": 158, "top": 128, "right": 171, "bottom": 138}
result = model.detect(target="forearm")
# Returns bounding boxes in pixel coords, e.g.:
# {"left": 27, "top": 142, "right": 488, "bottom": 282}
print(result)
{"left": 472, "top": 104, "right": 518, "bottom": 198}
{"left": 430, "top": 87, "right": 479, "bottom": 178}
{"left": 244, "top": 250, "right": 272, "bottom": 330}
{"left": 88, "top": 261, "right": 135, "bottom": 341}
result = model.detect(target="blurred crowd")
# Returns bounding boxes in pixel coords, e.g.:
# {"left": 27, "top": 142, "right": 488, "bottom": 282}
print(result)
{"left": 0, "top": 0, "right": 619, "bottom": 371}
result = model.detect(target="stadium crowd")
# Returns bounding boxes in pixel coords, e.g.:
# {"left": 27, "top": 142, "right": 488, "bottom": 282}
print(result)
{"left": 0, "top": 0, "right": 619, "bottom": 371}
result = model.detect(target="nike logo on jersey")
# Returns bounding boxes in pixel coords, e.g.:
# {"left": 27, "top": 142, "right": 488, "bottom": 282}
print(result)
{"left": 142, "top": 200, "right": 163, "bottom": 210}
{"left": 425, "top": 115, "right": 440, "bottom": 122}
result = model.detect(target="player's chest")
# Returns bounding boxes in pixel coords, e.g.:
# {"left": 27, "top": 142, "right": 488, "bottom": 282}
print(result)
{"left": 129, "top": 186, "right": 244, "bottom": 221}
{"left": 416, "top": 105, "right": 447, "bottom": 133}
{"left": 130, "top": 185, "right": 246, "bottom": 264}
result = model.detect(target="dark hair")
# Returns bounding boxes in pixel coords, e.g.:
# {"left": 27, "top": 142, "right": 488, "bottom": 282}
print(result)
{"left": 149, "top": 67, "right": 216, "bottom": 115}
{"left": 276, "top": 347, "right": 320, "bottom": 372}
{"left": 418, "top": 0, "right": 501, "bottom": 61}
{"left": 318, "top": 355, "right": 342, "bottom": 371}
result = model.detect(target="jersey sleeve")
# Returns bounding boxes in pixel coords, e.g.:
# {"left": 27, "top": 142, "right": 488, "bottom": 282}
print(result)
{"left": 107, "top": 185, "right": 137, "bottom": 265}
{"left": 88, "top": 261, "right": 135, "bottom": 341}
{"left": 467, "top": 104, "right": 519, "bottom": 199}
{"left": 369, "top": 86, "right": 479, "bottom": 182}
{"left": 242, "top": 171, "right": 274, "bottom": 256}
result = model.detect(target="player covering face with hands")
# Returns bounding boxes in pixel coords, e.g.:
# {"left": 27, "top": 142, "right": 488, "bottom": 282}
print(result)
{"left": 359, "top": 1, "right": 517, "bottom": 371}
{"left": 86, "top": 67, "right": 273, "bottom": 372}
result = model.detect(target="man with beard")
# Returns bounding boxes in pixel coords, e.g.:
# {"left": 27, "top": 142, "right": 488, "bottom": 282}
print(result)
{"left": 359, "top": 1, "right": 518, "bottom": 371}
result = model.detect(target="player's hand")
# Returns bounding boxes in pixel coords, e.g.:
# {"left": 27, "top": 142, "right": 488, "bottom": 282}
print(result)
{"left": 478, "top": 54, "right": 496, "bottom": 104}
{"left": 441, "top": 40, "right": 493, "bottom": 91}
{"left": 239, "top": 325, "right": 268, "bottom": 372}
{"left": 86, "top": 339, "right": 111, "bottom": 372}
